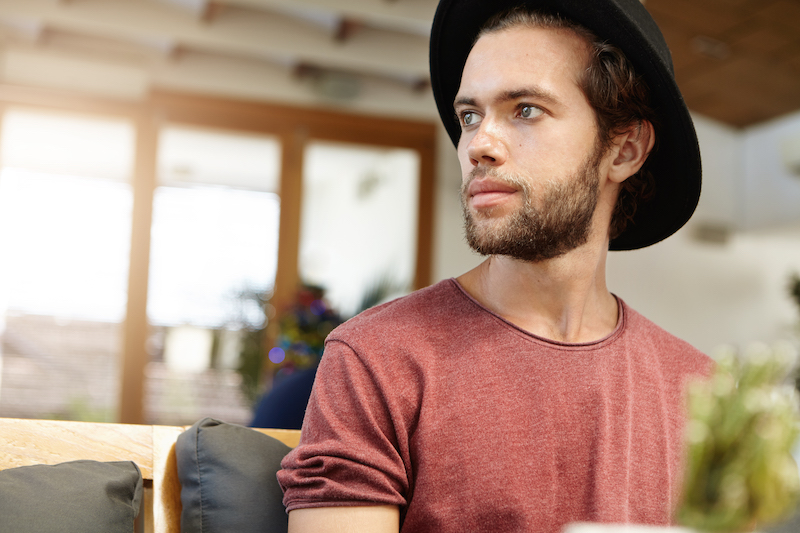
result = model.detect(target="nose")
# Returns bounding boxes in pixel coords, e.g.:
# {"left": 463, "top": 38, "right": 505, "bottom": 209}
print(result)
{"left": 464, "top": 121, "right": 508, "bottom": 167}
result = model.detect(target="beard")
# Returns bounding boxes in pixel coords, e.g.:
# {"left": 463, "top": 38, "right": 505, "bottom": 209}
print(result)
{"left": 461, "top": 146, "right": 603, "bottom": 263}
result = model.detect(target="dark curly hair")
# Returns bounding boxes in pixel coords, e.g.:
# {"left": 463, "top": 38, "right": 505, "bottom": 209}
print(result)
{"left": 478, "top": 7, "right": 657, "bottom": 240}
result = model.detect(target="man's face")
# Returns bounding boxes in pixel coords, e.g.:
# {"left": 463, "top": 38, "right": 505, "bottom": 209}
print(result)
{"left": 454, "top": 25, "right": 610, "bottom": 262}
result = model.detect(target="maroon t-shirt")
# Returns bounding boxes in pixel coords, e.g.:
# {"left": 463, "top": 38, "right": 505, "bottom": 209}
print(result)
{"left": 278, "top": 279, "right": 713, "bottom": 532}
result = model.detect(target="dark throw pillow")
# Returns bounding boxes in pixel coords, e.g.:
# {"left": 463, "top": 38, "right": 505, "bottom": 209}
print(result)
{"left": 0, "top": 460, "right": 143, "bottom": 533}
{"left": 176, "top": 417, "right": 292, "bottom": 533}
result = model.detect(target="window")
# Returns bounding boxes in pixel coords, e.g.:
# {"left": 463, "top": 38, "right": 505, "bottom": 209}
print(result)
{"left": 300, "top": 141, "right": 419, "bottom": 317}
{"left": 0, "top": 108, "right": 135, "bottom": 421}
{"left": 0, "top": 88, "right": 436, "bottom": 424}
{"left": 145, "top": 126, "right": 282, "bottom": 425}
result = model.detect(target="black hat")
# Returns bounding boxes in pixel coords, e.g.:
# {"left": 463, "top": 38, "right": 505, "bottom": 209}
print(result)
{"left": 430, "top": 0, "right": 702, "bottom": 251}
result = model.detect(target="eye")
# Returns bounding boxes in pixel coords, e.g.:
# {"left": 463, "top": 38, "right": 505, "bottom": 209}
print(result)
{"left": 519, "top": 105, "right": 543, "bottom": 119}
{"left": 461, "top": 111, "right": 480, "bottom": 127}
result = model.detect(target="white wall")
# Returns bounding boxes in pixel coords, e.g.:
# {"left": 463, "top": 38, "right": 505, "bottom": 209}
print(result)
{"left": 607, "top": 223, "right": 800, "bottom": 355}
{"left": 742, "top": 110, "right": 800, "bottom": 231}
{"left": 689, "top": 114, "right": 743, "bottom": 230}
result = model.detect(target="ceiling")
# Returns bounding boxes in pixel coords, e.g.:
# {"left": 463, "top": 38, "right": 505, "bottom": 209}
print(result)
{"left": 647, "top": 0, "right": 800, "bottom": 127}
{"left": 0, "top": 0, "right": 797, "bottom": 129}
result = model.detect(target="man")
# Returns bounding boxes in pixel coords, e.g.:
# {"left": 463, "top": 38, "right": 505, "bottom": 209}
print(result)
{"left": 278, "top": 1, "right": 713, "bottom": 531}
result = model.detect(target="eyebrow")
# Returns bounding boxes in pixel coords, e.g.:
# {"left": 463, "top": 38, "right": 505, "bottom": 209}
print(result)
{"left": 454, "top": 87, "right": 561, "bottom": 109}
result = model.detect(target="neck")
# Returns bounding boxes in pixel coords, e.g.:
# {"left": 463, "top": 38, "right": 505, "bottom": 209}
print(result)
{"left": 457, "top": 241, "right": 618, "bottom": 343}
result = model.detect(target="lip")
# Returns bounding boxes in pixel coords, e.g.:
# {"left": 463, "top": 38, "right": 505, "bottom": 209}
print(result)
{"left": 467, "top": 178, "right": 519, "bottom": 209}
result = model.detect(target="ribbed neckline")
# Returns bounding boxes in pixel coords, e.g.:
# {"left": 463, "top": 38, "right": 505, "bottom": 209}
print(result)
{"left": 447, "top": 278, "right": 626, "bottom": 350}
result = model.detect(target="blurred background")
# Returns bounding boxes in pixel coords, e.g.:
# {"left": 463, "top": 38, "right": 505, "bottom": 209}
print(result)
{"left": 0, "top": 0, "right": 798, "bottom": 427}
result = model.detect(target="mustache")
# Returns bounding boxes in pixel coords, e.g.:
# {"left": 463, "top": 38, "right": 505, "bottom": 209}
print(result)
{"left": 463, "top": 167, "right": 530, "bottom": 195}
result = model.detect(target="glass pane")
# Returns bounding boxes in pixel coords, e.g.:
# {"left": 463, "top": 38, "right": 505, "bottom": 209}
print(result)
{"left": 300, "top": 141, "right": 420, "bottom": 318}
{"left": 0, "top": 108, "right": 134, "bottom": 421}
{"left": 146, "top": 125, "right": 281, "bottom": 425}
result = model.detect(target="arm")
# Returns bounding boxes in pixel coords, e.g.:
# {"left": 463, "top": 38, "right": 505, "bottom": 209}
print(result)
{"left": 288, "top": 505, "right": 400, "bottom": 533}
{"left": 279, "top": 341, "right": 410, "bottom": 519}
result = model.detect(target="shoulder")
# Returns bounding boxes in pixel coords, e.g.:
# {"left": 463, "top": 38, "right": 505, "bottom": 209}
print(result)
{"left": 328, "top": 279, "right": 474, "bottom": 343}
{"left": 619, "top": 299, "right": 714, "bottom": 376}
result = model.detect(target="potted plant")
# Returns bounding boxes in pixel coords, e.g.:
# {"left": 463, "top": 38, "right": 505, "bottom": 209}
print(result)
{"left": 565, "top": 342, "right": 800, "bottom": 533}
{"left": 677, "top": 343, "right": 800, "bottom": 532}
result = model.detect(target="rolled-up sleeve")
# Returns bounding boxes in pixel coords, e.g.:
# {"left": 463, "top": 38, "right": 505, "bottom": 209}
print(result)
{"left": 278, "top": 338, "right": 410, "bottom": 511}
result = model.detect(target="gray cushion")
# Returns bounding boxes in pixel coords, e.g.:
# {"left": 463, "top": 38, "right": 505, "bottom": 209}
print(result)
{"left": 176, "top": 417, "right": 291, "bottom": 533}
{"left": 0, "top": 460, "right": 143, "bottom": 533}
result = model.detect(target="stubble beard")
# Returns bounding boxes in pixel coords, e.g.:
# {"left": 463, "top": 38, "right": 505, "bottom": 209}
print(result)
{"left": 461, "top": 146, "right": 603, "bottom": 263}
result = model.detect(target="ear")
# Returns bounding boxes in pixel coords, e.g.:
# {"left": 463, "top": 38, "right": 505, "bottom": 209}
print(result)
{"left": 607, "top": 120, "right": 655, "bottom": 184}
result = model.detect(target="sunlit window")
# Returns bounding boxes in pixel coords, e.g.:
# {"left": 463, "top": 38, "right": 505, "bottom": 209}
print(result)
{"left": 300, "top": 141, "right": 419, "bottom": 317}
{"left": 145, "top": 125, "right": 281, "bottom": 425}
{"left": 0, "top": 108, "right": 135, "bottom": 421}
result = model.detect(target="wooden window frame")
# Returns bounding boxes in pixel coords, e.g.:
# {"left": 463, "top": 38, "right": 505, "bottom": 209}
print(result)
{"left": 0, "top": 84, "right": 437, "bottom": 423}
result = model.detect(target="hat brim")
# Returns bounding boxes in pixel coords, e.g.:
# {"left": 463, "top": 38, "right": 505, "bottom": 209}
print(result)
{"left": 430, "top": 0, "right": 702, "bottom": 251}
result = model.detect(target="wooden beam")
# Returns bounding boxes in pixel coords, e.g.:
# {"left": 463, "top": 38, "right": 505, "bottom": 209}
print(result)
{"left": 201, "top": 1, "right": 228, "bottom": 24}
{"left": 413, "top": 77, "right": 430, "bottom": 93}
{"left": 335, "top": 18, "right": 362, "bottom": 42}
{"left": 0, "top": 0, "right": 430, "bottom": 80}
{"left": 148, "top": 89, "right": 435, "bottom": 150}
{"left": 0, "top": 84, "right": 142, "bottom": 118}
{"left": 261, "top": 128, "right": 305, "bottom": 391}
{"left": 414, "top": 144, "right": 435, "bottom": 290}
{"left": 118, "top": 111, "right": 158, "bottom": 424}
{"left": 271, "top": 128, "right": 306, "bottom": 321}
